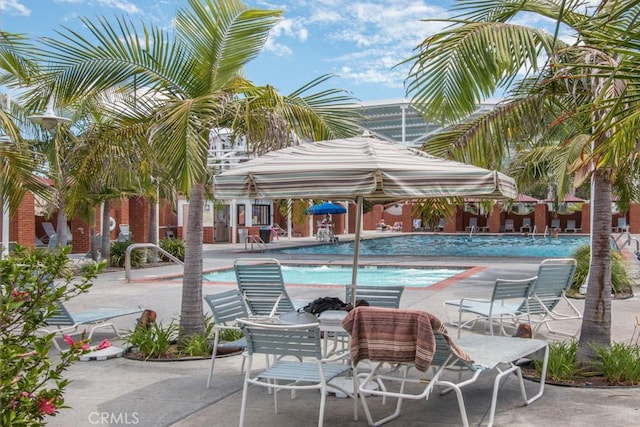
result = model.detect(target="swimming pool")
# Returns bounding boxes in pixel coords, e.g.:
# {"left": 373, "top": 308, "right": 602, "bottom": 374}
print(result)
{"left": 274, "top": 234, "right": 590, "bottom": 258}
{"left": 202, "top": 264, "right": 466, "bottom": 288}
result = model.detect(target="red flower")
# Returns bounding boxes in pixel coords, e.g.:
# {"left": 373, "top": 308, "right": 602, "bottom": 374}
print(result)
{"left": 96, "top": 339, "right": 112, "bottom": 350}
{"left": 63, "top": 335, "right": 75, "bottom": 347}
{"left": 36, "top": 397, "right": 57, "bottom": 415}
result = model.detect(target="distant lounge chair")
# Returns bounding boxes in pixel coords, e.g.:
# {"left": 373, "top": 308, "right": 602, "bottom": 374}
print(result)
{"left": 551, "top": 218, "right": 561, "bottom": 230}
{"left": 564, "top": 220, "right": 581, "bottom": 233}
{"left": 614, "top": 217, "right": 629, "bottom": 233}
{"left": 520, "top": 217, "right": 532, "bottom": 233}
{"left": 465, "top": 217, "right": 478, "bottom": 232}
{"left": 272, "top": 223, "right": 287, "bottom": 237}
{"left": 39, "top": 301, "right": 142, "bottom": 351}
{"left": 41, "top": 222, "right": 56, "bottom": 243}
{"left": 435, "top": 218, "right": 446, "bottom": 232}
{"left": 117, "top": 224, "right": 132, "bottom": 241}
{"left": 392, "top": 221, "right": 403, "bottom": 231}
{"left": 504, "top": 219, "right": 515, "bottom": 232}
{"left": 412, "top": 218, "right": 423, "bottom": 231}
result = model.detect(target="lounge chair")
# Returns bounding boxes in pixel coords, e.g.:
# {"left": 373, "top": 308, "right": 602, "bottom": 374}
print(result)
{"left": 39, "top": 301, "right": 142, "bottom": 351}
{"left": 234, "top": 258, "right": 296, "bottom": 316}
{"left": 412, "top": 218, "right": 423, "bottom": 231}
{"left": 551, "top": 218, "right": 561, "bottom": 230}
{"left": 272, "top": 223, "right": 288, "bottom": 238}
{"left": 503, "top": 219, "right": 515, "bottom": 232}
{"left": 614, "top": 217, "right": 629, "bottom": 232}
{"left": 526, "top": 258, "right": 581, "bottom": 336}
{"left": 117, "top": 224, "right": 132, "bottom": 241}
{"left": 41, "top": 222, "right": 56, "bottom": 244}
{"left": 520, "top": 217, "right": 532, "bottom": 233}
{"left": 631, "top": 315, "right": 640, "bottom": 346}
{"left": 204, "top": 289, "right": 249, "bottom": 388}
{"left": 392, "top": 221, "right": 403, "bottom": 231}
{"left": 342, "top": 307, "right": 549, "bottom": 427}
{"left": 41, "top": 221, "right": 73, "bottom": 245}
{"left": 435, "top": 218, "right": 446, "bottom": 231}
{"left": 465, "top": 217, "right": 478, "bottom": 232}
{"left": 237, "top": 318, "right": 354, "bottom": 427}
{"left": 443, "top": 276, "right": 538, "bottom": 337}
{"left": 564, "top": 220, "right": 581, "bottom": 233}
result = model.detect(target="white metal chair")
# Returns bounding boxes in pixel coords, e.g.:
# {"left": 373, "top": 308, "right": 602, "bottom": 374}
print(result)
{"left": 117, "top": 224, "right": 132, "bottom": 241}
{"left": 615, "top": 217, "right": 629, "bottom": 232}
{"left": 345, "top": 285, "right": 404, "bottom": 308}
{"left": 564, "top": 220, "right": 581, "bottom": 233}
{"left": 342, "top": 307, "right": 549, "bottom": 427}
{"left": 444, "top": 276, "right": 538, "bottom": 337}
{"left": 465, "top": 217, "right": 478, "bottom": 232}
{"left": 503, "top": 219, "right": 515, "bottom": 232}
{"left": 526, "top": 258, "right": 581, "bottom": 336}
{"left": 631, "top": 316, "right": 640, "bottom": 345}
{"left": 237, "top": 318, "right": 355, "bottom": 427}
{"left": 204, "top": 290, "right": 249, "bottom": 388}
{"left": 234, "top": 258, "right": 296, "bottom": 316}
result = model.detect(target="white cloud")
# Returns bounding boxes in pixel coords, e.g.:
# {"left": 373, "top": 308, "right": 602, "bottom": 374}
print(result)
{"left": 54, "top": 0, "right": 141, "bottom": 14}
{"left": 0, "top": 0, "right": 31, "bottom": 16}
{"left": 261, "top": 1, "right": 451, "bottom": 89}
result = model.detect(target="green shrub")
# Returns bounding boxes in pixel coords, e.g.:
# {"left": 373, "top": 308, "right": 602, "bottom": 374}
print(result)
{"left": 570, "top": 245, "right": 634, "bottom": 295}
{"left": 0, "top": 246, "right": 104, "bottom": 425}
{"left": 177, "top": 316, "right": 215, "bottom": 357}
{"left": 124, "top": 321, "right": 180, "bottom": 360}
{"left": 109, "top": 239, "right": 144, "bottom": 268}
{"left": 159, "top": 238, "right": 185, "bottom": 262}
{"left": 535, "top": 340, "right": 586, "bottom": 383}
{"left": 534, "top": 339, "right": 640, "bottom": 385}
{"left": 593, "top": 342, "right": 640, "bottom": 385}
{"left": 124, "top": 315, "right": 243, "bottom": 359}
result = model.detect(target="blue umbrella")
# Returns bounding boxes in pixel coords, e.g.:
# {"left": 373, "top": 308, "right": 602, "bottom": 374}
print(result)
{"left": 305, "top": 202, "right": 347, "bottom": 215}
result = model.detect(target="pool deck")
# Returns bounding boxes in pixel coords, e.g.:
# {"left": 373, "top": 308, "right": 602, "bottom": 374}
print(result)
{"left": 46, "top": 233, "right": 640, "bottom": 427}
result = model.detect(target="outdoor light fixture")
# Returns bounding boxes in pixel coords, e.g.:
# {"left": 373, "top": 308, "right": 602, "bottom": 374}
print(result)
{"left": 28, "top": 97, "right": 71, "bottom": 130}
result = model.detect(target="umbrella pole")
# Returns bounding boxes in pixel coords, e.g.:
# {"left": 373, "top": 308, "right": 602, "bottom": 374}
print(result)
{"left": 350, "top": 196, "right": 363, "bottom": 303}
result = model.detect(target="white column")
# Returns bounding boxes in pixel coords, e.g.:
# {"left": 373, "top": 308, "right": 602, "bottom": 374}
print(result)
{"left": 1, "top": 197, "right": 9, "bottom": 258}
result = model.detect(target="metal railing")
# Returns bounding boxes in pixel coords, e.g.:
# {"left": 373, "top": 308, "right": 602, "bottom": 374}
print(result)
{"left": 246, "top": 235, "right": 269, "bottom": 252}
{"left": 125, "top": 243, "right": 183, "bottom": 283}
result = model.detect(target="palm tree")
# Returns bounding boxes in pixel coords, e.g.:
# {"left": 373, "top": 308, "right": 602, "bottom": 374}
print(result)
{"left": 1, "top": 32, "right": 53, "bottom": 215}
{"left": 404, "top": 0, "right": 640, "bottom": 363}
{"left": 35, "top": 0, "right": 359, "bottom": 335}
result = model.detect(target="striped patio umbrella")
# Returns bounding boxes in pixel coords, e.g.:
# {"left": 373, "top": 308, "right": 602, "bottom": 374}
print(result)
{"left": 214, "top": 135, "right": 517, "bottom": 295}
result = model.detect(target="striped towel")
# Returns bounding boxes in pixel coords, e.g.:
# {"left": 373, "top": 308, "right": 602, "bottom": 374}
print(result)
{"left": 341, "top": 306, "right": 472, "bottom": 372}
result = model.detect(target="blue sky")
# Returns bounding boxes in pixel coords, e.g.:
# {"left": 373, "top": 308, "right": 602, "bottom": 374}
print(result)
{"left": 0, "top": 0, "right": 461, "bottom": 102}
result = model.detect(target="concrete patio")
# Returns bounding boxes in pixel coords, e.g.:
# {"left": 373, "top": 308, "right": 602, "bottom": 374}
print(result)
{"left": 45, "top": 236, "right": 640, "bottom": 426}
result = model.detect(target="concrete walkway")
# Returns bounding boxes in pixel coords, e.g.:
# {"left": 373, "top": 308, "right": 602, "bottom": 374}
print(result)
{"left": 46, "top": 235, "right": 640, "bottom": 426}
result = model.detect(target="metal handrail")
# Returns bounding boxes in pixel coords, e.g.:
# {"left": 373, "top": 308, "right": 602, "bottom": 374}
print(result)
{"left": 125, "top": 243, "right": 183, "bottom": 283}
{"left": 246, "top": 235, "right": 269, "bottom": 252}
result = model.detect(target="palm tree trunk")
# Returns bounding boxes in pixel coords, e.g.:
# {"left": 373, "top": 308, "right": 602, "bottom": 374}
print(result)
{"left": 577, "top": 167, "right": 612, "bottom": 364}
{"left": 180, "top": 182, "right": 205, "bottom": 336}
{"left": 56, "top": 197, "right": 68, "bottom": 247}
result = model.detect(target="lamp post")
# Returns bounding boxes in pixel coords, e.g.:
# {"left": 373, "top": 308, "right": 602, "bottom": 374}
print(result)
{"left": 29, "top": 97, "right": 72, "bottom": 247}
{"left": 29, "top": 97, "right": 71, "bottom": 130}
{"left": 0, "top": 134, "right": 10, "bottom": 258}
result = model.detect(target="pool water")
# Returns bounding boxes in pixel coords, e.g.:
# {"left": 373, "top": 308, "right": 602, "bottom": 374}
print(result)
{"left": 275, "top": 234, "right": 590, "bottom": 258}
{"left": 202, "top": 264, "right": 465, "bottom": 288}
